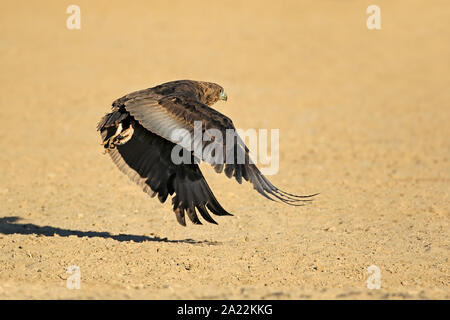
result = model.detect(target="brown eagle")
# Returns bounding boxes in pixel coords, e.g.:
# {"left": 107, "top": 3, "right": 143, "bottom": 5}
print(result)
{"left": 97, "top": 80, "right": 316, "bottom": 226}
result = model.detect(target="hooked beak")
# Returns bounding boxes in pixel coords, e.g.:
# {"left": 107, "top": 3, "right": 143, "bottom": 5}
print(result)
{"left": 219, "top": 90, "right": 228, "bottom": 101}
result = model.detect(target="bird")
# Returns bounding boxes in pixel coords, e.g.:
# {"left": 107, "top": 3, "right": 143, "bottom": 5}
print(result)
{"left": 97, "top": 80, "right": 316, "bottom": 226}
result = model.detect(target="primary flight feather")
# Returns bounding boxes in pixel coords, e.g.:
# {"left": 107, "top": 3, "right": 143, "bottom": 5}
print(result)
{"left": 97, "top": 80, "right": 316, "bottom": 226}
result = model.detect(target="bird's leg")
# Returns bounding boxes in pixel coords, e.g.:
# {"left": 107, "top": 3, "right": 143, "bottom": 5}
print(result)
{"left": 103, "top": 123, "right": 123, "bottom": 150}
{"left": 112, "top": 121, "right": 134, "bottom": 146}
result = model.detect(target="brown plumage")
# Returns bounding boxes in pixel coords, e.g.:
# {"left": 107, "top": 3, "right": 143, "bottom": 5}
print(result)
{"left": 97, "top": 80, "right": 316, "bottom": 226}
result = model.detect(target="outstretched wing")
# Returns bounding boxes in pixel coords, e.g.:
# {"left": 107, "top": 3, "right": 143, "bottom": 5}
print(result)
{"left": 100, "top": 117, "right": 231, "bottom": 226}
{"left": 116, "top": 94, "right": 317, "bottom": 205}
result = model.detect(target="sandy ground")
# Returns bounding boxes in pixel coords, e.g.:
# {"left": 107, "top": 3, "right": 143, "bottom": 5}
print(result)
{"left": 0, "top": 0, "right": 449, "bottom": 299}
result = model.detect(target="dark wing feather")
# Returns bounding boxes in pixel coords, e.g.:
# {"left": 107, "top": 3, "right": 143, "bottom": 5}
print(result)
{"left": 96, "top": 107, "right": 128, "bottom": 130}
{"left": 101, "top": 116, "right": 231, "bottom": 226}
{"left": 115, "top": 94, "right": 317, "bottom": 206}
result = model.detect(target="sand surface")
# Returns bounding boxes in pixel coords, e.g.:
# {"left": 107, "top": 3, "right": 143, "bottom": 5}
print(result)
{"left": 0, "top": 0, "right": 449, "bottom": 299}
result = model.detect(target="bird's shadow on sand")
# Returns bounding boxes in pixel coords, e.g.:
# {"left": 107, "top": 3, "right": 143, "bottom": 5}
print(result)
{"left": 0, "top": 216, "right": 219, "bottom": 245}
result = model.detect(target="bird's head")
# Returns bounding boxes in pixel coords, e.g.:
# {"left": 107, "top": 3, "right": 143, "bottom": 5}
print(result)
{"left": 199, "top": 81, "right": 227, "bottom": 106}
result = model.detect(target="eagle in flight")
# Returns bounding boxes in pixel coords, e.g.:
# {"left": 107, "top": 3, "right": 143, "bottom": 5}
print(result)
{"left": 97, "top": 80, "right": 316, "bottom": 226}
